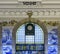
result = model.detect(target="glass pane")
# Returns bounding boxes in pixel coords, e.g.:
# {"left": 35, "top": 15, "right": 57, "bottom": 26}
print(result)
{"left": 16, "top": 51, "right": 39, "bottom": 54}
{"left": 16, "top": 23, "right": 44, "bottom": 53}
{"left": 26, "top": 35, "right": 34, "bottom": 44}
{"left": 16, "top": 24, "right": 44, "bottom": 44}
{"left": 16, "top": 24, "right": 25, "bottom": 44}
{"left": 35, "top": 24, "right": 44, "bottom": 44}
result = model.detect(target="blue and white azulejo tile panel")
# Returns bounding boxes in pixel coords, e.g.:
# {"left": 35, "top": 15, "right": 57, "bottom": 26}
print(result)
{"left": 48, "top": 28, "right": 58, "bottom": 45}
{"left": 2, "top": 26, "right": 13, "bottom": 54}
{"left": 48, "top": 45, "right": 58, "bottom": 54}
{"left": 2, "top": 45, "right": 12, "bottom": 54}
{"left": 2, "top": 27, "right": 12, "bottom": 45}
{"left": 48, "top": 27, "right": 58, "bottom": 54}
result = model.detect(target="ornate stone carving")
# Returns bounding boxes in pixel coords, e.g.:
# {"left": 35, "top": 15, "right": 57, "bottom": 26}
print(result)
{"left": 0, "top": 19, "right": 59, "bottom": 26}
{"left": 0, "top": 10, "right": 60, "bottom": 16}
{"left": 0, "top": 9, "right": 60, "bottom": 21}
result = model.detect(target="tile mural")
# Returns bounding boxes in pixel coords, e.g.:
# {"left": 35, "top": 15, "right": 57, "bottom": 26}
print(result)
{"left": 2, "top": 27, "right": 12, "bottom": 54}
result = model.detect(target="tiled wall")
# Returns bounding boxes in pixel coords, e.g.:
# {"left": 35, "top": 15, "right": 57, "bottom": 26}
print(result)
{"left": 0, "top": 21, "right": 60, "bottom": 54}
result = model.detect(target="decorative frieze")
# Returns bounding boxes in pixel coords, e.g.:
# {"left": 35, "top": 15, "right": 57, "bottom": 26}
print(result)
{"left": 0, "top": 9, "right": 60, "bottom": 17}
{"left": 0, "top": 9, "right": 60, "bottom": 22}
{"left": 0, "top": 19, "right": 59, "bottom": 26}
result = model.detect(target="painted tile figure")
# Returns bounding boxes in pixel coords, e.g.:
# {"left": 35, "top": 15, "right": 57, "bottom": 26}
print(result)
{"left": 48, "top": 28, "right": 58, "bottom": 54}
{"left": 2, "top": 27, "right": 12, "bottom": 54}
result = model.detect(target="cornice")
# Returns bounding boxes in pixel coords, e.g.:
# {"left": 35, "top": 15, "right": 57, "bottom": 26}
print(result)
{"left": 0, "top": 1, "right": 60, "bottom": 8}
{"left": 0, "top": 9, "right": 60, "bottom": 21}
{"left": 0, "top": 9, "right": 60, "bottom": 17}
{"left": 0, "top": 0, "right": 60, "bottom": 4}
{"left": 42, "top": 1, "right": 60, "bottom": 4}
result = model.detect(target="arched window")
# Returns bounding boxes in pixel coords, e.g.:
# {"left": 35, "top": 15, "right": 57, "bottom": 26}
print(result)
{"left": 16, "top": 23, "right": 44, "bottom": 54}
{"left": 16, "top": 24, "right": 44, "bottom": 44}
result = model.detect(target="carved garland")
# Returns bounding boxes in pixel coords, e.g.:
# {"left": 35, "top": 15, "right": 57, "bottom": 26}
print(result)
{"left": 0, "top": 11, "right": 59, "bottom": 26}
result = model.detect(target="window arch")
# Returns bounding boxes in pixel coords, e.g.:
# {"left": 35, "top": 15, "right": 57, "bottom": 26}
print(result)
{"left": 12, "top": 18, "right": 48, "bottom": 54}
{"left": 16, "top": 24, "right": 44, "bottom": 44}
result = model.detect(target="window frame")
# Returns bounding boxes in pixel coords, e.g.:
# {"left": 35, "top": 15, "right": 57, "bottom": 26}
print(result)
{"left": 12, "top": 18, "right": 48, "bottom": 54}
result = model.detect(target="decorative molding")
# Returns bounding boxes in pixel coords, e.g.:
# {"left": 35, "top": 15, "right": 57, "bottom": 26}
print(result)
{"left": 42, "top": 1, "right": 60, "bottom": 4}
{"left": 12, "top": 18, "right": 48, "bottom": 54}
{"left": 0, "top": 19, "right": 59, "bottom": 26}
{"left": 0, "top": 1, "right": 60, "bottom": 8}
{"left": 0, "top": 9, "right": 60, "bottom": 17}
{"left": 0, "top": 0, "right": 60, "bottom": 5}
{"left": 0, "top": 9, "right": 60, "bottom": 22}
